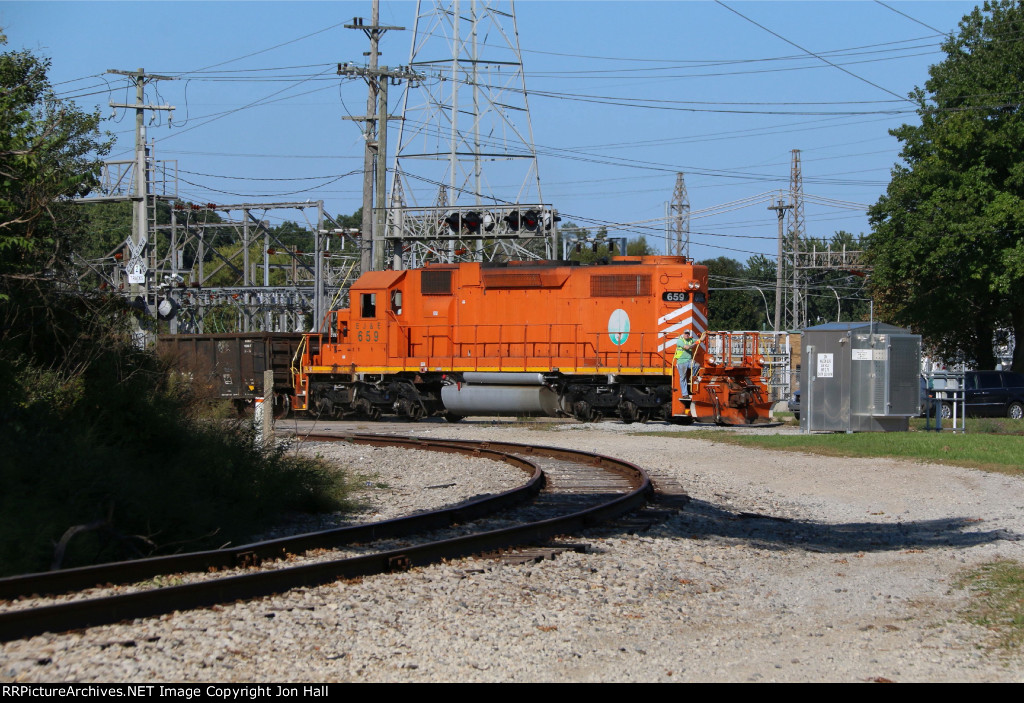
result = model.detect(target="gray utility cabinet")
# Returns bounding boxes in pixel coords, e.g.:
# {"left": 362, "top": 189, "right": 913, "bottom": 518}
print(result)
{"left": 800, "top": 322, "right": 921, "bottom": 433}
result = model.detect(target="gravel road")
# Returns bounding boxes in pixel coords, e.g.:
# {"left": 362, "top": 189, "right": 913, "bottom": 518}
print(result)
{"left": 3, "top": 418, "right": 1023, "bottom": 682}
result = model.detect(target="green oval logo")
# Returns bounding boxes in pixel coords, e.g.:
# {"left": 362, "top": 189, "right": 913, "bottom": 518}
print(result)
{"left": 608, "top": 309, "right": 630, "bottom": 345}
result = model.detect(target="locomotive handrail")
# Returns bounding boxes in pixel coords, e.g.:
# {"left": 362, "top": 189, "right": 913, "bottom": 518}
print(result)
{"left": 398, "top": 322, "right": 671, "bottom": 374}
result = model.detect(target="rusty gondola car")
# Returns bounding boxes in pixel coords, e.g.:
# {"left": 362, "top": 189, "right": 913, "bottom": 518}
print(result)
{"left": 157, "top": 332, "right": 305, "bottom": 417}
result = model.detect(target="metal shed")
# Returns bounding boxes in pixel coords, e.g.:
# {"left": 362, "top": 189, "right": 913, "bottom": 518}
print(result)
{"left": 800, "top": 322, "right": 921, "bottom": 433}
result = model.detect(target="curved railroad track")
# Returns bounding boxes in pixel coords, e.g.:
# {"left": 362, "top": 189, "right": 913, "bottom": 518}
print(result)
{"left": 0, "top": 433, "right": 653, "bottom": 642}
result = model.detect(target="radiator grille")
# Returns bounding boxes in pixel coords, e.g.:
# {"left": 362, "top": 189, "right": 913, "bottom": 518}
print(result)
{"left": 590, "top": 274, "right": 652, "bottom": 297}
{"left": 421, "top": 270, "right": 453, "bottom": 295}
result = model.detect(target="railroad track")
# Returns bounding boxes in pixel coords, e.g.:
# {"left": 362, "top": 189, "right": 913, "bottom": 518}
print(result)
{"left": 0, "top": 433, "right": 653, "bottom": 642}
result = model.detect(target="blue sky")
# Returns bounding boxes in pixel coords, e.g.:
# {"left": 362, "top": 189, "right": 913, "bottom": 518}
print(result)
{"left": 2, "top": 1, "right": 981, "bottom": 262}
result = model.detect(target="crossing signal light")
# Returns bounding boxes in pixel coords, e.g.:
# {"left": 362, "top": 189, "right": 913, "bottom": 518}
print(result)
{"left": 462, "top": 211, "right": 482, "bottom": 234}
{"left": 522, "top": 210, "right": 540, "bottom": 232}
{"left": 503, "top": 211, "right": 521, "bottom": 231}
{"left": 443, "top": 212, "right": 461, "bottom": 233}
{"left": 542, "top": 212, "right": 561, "bottom": 230}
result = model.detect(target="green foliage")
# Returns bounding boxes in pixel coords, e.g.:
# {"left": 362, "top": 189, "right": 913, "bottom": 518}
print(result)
{"left": 702, "top": 255, "right": 771, "bottom": 330}
{"left": 701, "top": 253, "right": 786, "bottom": 330}
{"left": 0, "top": 44, "right": 351, "bottom": 576}
{"left": 867, "top": 0, "right": 1024, "bottom": 370}
{"left": 626, "top": 235, "right": 654, "bottom": 256}
{"left": 802, "top": 231, "right": 872, "bottom": 326}
{"left": 0, "top": 43, "right": 110, "bottom": 285}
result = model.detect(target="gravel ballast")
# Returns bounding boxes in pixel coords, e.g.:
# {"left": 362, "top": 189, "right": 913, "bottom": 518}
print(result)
{"left": 2, "top": 419, "right": 1023, "bottom": 682}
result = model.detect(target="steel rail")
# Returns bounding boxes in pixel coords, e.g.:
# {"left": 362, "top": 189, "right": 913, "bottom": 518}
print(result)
{"left": 0, "top": 434, "right": 651, "bottom": 642}
{"left": 0, "top": 438, "right": 540, "bottom": 601}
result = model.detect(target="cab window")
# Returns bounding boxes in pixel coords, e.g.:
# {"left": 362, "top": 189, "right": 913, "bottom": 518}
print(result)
{"left": 360, "top": 293, "right": 377, "bottom": 318}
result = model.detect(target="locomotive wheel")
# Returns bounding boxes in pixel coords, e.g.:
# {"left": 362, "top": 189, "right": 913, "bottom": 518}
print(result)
{"left": 442, "top": 412, "right": 464, "bottom": 423}
{"left": 618, "top": 400, "right": 639, "bottom": 425}
{"left": 314, "top": 397, "right": 333, "bottom": 419}
{"left": 573, "top": 400, "right": 597, "bottom": 423}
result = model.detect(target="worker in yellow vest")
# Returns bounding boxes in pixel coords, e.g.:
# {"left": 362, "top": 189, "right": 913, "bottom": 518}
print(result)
{"left": 674, "top": 329, "right": 703, "bottom": 397}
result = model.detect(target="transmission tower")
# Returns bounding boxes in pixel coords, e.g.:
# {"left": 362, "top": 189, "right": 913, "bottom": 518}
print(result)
{"left": 669, "top": 172, "right": 690, "bottom": 258}
{"left": 789, "top": 149, "right": 806, "bottom": 330}
{"left": 387, "top": 0, "right": 555, "bottom": 267}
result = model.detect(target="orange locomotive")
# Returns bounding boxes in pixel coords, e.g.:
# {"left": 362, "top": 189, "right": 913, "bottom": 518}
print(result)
{"left": 291, "top": 255, "right": 771, "bottom": 424}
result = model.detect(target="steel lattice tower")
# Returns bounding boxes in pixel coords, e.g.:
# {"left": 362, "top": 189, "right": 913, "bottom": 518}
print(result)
{"left": 388, "top": 0, "right": 554, "bottom": 266}
{"left": 669, "top": 172, "right": 690, "bottom": 258}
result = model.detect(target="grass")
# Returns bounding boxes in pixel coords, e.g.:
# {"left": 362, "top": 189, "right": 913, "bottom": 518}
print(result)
{"left": 955, "top": 560, "right": 1024, "bottom": 652}
{"left": 633, "top": 421, "right": 1024, "bottom": 476}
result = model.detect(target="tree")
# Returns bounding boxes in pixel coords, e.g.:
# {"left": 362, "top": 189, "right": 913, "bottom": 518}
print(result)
{"left": 0, "top": 43, "right": 346, "bottom": 576}
{"left": 867, "top": 0, "right": 1024, "bottom": 370}
{"left": 626, "top": 235, "right": 653, "bottom": 256}
{"left": 701, "top": 255, "right": 774, "bottom": 330}
{"left": 0, "top": 39, "right": 109, "bottom": 286}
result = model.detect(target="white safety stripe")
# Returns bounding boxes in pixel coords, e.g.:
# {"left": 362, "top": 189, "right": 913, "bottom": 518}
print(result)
{"left": 657, "top": 307, "right": 707, "bottom": 337}
{"left": 659, "top": 317, "right": 694, "bottom": 340}
{"left": 657, "top": 304, "right": 692, "bottom": 326}
{"left": 657, "top": 306, "right": 708, "bottom": 352}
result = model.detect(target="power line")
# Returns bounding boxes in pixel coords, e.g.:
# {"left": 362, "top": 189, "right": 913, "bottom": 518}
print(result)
{"left": 874, "top": 1, "right": 947, "bottom": 35}
{"left": 715, "top": 0, "right": 911, "bottom": 103}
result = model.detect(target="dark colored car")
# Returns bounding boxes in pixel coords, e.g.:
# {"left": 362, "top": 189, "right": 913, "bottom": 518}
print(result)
{"left": 935, "top": 370, "right": 1024, "bottom": 420}
{"left": 790, "top": 389, "right": 800, "bottom": 420}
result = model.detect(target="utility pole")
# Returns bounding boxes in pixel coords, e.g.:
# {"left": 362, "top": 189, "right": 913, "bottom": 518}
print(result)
{"left": 339, "top": 58, "right": 423, "bottom": 271}
{"left": 107, "top": 68, "right": 175, "bottom": 339}
{"left": 789, "top": 149, "right": 806, "bottom": 330}
{"left": 344, "top": 3, "right": 411, "bottom": 272}
{"left": 768, "top": 196, "right": 793, "bottom": 335}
